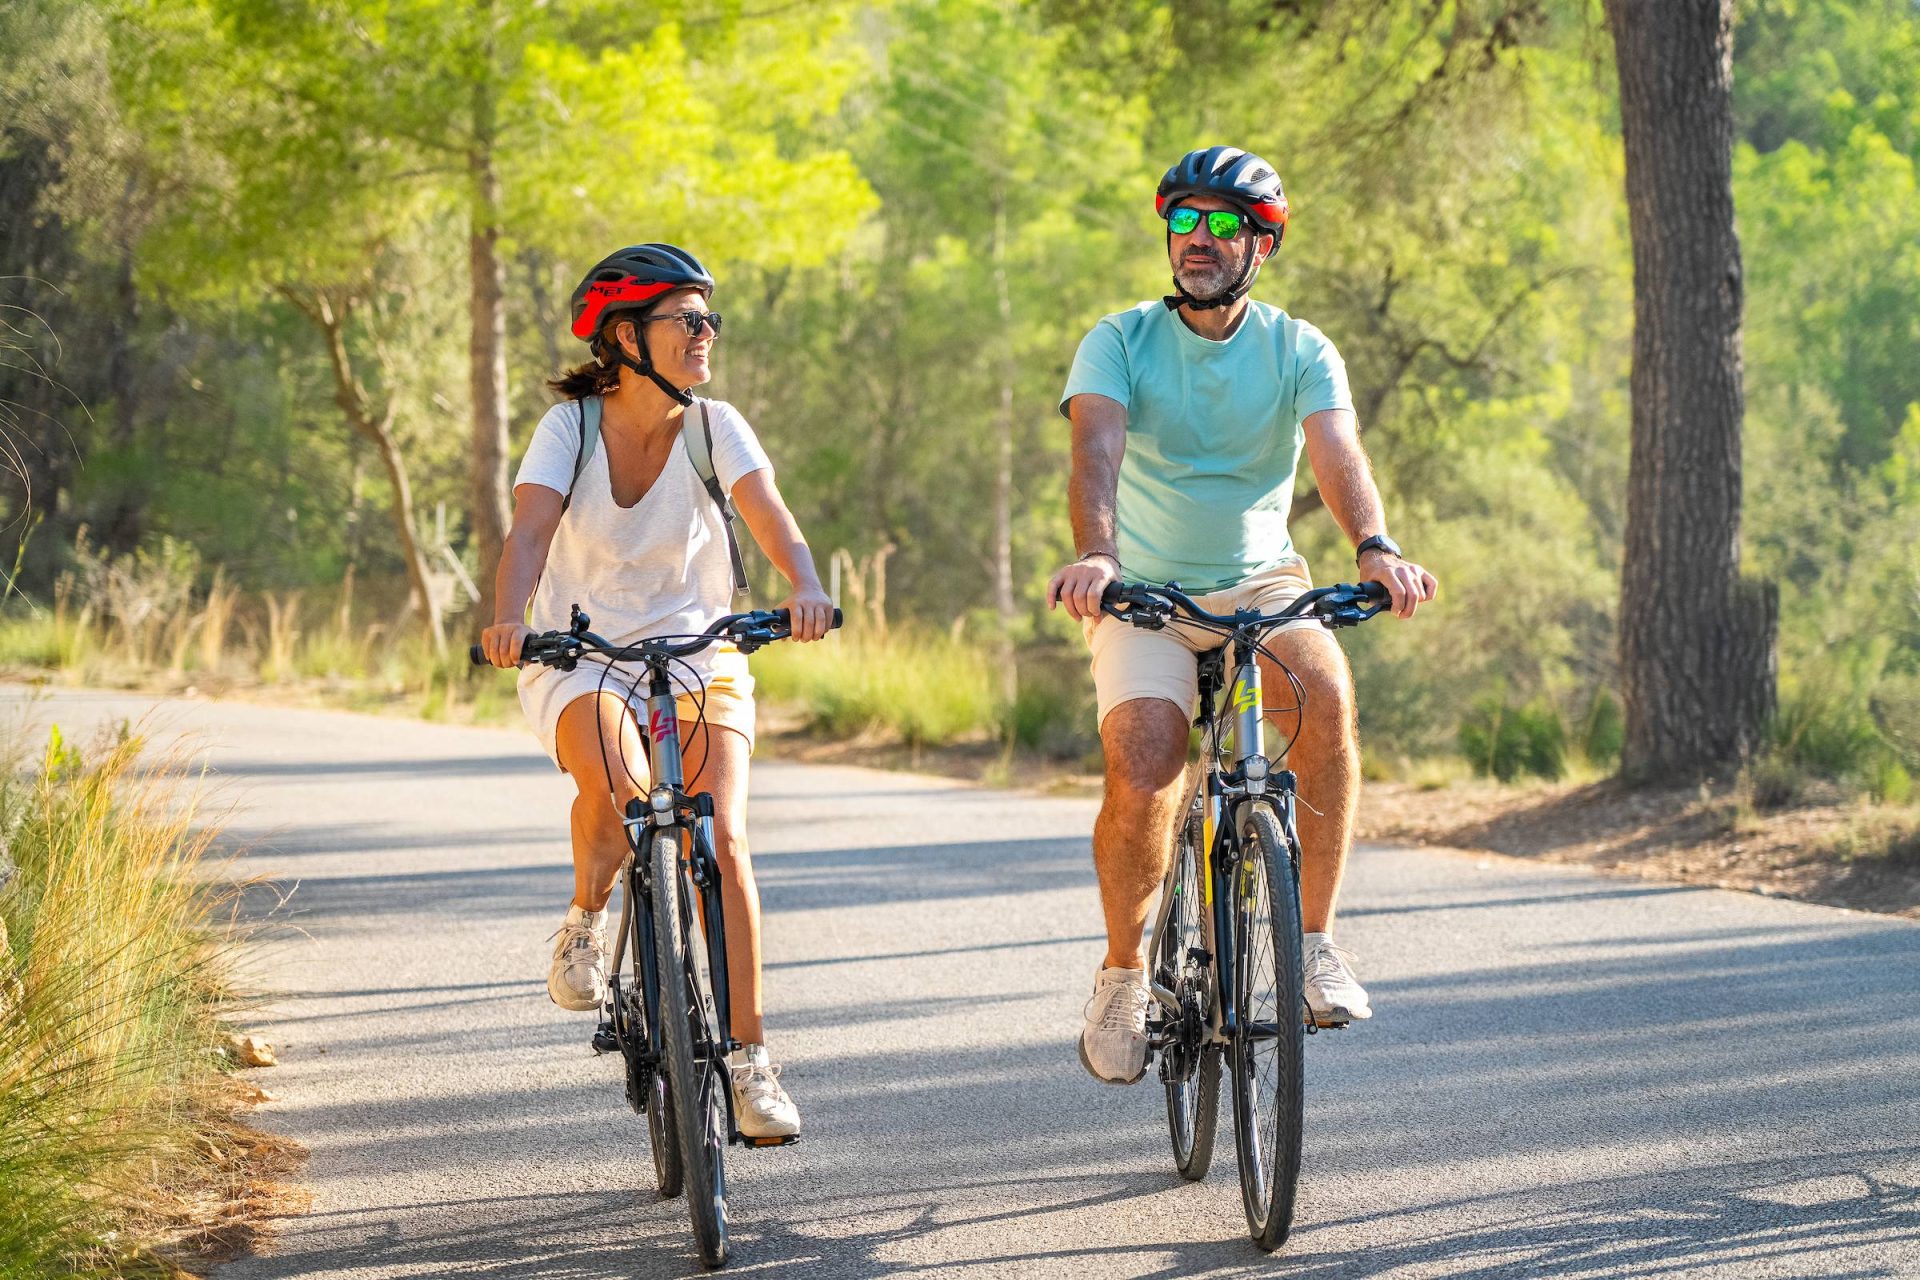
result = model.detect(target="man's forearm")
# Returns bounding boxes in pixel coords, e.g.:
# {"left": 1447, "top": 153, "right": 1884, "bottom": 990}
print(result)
{"left": 1069, "top": 462, "right": 1120, "bottom": 559}
{"left": 1303, "top": 410, "right": 1388, "bottom": 549}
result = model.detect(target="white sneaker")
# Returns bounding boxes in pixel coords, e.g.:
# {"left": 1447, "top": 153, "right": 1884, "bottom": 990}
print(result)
{"left": 1303, "top": 937, "right": 1371, "bottom": 1025}
{"left": 1078, "top": 966, "right": 1150, "bottom": 1084}
{"left": 547, "top": 906, "right": 608, "bottom": 1012}
{"left": 729, "top": 1052, "right": 801, "bottom": 1140}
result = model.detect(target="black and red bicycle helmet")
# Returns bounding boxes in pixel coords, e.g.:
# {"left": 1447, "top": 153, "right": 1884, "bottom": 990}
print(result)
{"left": 1155, "top": 147, "right": 1289, "bottom": 311}
{"left": 569, "top": 244, "right": 714, "bottom": 404}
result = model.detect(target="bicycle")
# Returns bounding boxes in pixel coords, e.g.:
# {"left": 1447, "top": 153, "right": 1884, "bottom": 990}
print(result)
{"left": 1098, "top": 577, "right": 1389, "bottom": 1251}
{"left": 469, "top": 603, "right": 840, "bottom": 1269}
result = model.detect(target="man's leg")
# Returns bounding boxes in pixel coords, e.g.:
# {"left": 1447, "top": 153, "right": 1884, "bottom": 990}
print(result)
{"left": 1258, "top": 627, "right": 1358, "bottom": 934}
{"left": 1259, "top": 626, "right": 1371, "bottom": 1022}
{"left": 1079, "top": 695, "right": 1191, "bottom": 1083}
{"left": 1092, "top": 696, "right": 1192, "bottom": 970}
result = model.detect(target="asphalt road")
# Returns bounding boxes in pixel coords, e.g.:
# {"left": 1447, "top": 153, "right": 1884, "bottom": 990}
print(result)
{"left": 5, "top": 685, "right": 1918, "bottom": 1279}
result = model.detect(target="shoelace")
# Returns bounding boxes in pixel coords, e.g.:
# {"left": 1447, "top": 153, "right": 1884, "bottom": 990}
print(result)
{"left": 730, "top": 1063, "right": 788, "bottom": 1112}
{"left": 552, "top": 921, "right": 603, "bottom": 970}
{"left": 1303, "top": 941, "right": 1359, "bottom": 988}
{"left": 1086, "top": 980, "right": 1148, "bottom": 1034}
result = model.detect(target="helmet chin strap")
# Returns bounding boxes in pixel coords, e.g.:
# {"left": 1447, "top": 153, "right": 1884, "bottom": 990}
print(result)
{"left": 1162, "top": 239, "right": 1263, "bottom": 312}
{"left": 598, "top": 335, "right": 694, "bottom": 407}
{"left": 614, "top": 349, "right": 694, "bottom": 407}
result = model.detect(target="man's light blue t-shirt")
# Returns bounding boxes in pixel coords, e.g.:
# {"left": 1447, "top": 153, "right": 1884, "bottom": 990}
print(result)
{"left": 1059, "top": 300, "right": 1353, "bottom": 593}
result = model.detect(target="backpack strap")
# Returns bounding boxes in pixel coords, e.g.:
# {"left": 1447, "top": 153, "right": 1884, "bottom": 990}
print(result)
{"left": 682, "top": 398, "right": 750, "bottom": 595}
{"left": 564, "top": 396, "right": 602, "bottom": 511}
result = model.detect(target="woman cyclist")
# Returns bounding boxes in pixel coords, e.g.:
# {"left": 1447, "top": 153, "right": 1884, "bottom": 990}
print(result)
{"left": 479, "top": 243, "right": 832, "bottom": 1140}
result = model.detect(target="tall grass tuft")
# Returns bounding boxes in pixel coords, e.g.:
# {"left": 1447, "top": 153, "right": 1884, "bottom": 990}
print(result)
{"left": 750, "top": 627, "right": 1006, "bottom": 749}
{"left": 0, "top": 723, "right": 247, "bottom": 1275}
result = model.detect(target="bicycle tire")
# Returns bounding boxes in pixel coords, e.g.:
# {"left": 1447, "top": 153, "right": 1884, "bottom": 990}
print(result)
{"left": 651, "top": 827, "right": 729, "bottom": 1268}
{"left": 624, "top": 869, "right": 684, "bottom": 1199}
{"left": 1159, "top": 815, "right": 1220, "bottom": 1180}
{"left": 1229, "top": 803, "right": 1305, "bottom": 1251}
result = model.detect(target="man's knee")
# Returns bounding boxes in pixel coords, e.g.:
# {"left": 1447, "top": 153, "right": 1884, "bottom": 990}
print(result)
{"left": 1101, "top": 698, "right": 1189, "bottom": 801}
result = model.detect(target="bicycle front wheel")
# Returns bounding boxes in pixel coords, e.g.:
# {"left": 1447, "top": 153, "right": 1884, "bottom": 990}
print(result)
{"left": 651, "top": 827, "right": 729, "bottom": 1268}
{"left": 1228, "top": 802, "right": 1306, "bottom": 1251}
{"left": 1159, "top": 811, "right": 1220, "bottom": 1180}
{"left": 625, "top": 872, "right": 684, "bottom": 1198}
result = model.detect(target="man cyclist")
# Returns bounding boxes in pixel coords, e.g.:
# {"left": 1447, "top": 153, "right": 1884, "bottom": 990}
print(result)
{"left": 1047, "top": 146, "right": 1438, "bottom": 1085}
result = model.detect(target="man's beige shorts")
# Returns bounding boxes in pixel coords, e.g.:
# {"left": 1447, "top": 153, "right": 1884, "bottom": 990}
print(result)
{"left": 1084, "top": 558, "right": 1317, "bottom": 727}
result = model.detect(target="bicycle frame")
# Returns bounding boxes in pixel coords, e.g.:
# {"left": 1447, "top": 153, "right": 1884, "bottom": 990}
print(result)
{"left": 1144, "top": 628, "right": 1300, "bottom": 1049}
{"left": 605, "top": 657, "right": 739, "bottom": 1134}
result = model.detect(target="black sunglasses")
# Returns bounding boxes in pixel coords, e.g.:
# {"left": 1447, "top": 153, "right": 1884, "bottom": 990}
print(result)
{"left": 642, "top": 310, "right": 724, "bottom": 337}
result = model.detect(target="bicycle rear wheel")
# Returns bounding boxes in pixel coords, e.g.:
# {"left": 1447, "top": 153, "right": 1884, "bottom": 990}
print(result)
{"left": 1228, "top": 803, "right": 1306, "bottom": 1251}
{"left": 1159, "top": 810, "right": 1220, "bottom": 1180}
{"left": 651, "top": 828, "right": 729, "bottom": 1268}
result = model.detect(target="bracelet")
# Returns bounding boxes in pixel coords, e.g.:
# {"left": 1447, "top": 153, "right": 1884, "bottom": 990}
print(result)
{"left": 1078, "top": 550, "right": 1121, "bottom": 569}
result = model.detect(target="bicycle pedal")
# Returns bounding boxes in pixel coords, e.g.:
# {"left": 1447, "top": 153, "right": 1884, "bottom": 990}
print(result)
{"left": 737, "top": 1133, "right": 800, "bottom": 1149}
{"left": 591, "top": 1026, "right": 619, "bottom": 1054}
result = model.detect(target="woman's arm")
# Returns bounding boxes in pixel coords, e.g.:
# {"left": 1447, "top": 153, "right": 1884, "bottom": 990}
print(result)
{"left": 730, "top": 470, "right": 833, "bottom": 642}
{"left": 479, "top": 484, "right": 566, "bottom": 667}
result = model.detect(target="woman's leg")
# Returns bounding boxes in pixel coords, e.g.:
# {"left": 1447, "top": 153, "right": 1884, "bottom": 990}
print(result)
{"left": 679, "top": 720, "right": 763, "bottom": 1045}
{"left": 554, "top": 690, "right": 650, "bottom": 910}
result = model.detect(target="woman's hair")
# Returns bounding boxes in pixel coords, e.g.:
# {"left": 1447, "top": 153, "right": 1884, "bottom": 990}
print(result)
{"left": 547, "top": 352, "right": 619, "bottom": 400}
{"left": 546, "top": 313, "right": 637, "bottom": 400}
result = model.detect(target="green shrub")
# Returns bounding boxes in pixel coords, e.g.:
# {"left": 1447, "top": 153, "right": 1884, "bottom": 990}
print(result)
{"left": 751, "top": 627, "right": 1005, "bottom": 749}
{"left": 1578, "top": 688, "right": 1625, "bottom": 767}
{"left": 1458, "top": 695, "right": 1567, "bottom": 781}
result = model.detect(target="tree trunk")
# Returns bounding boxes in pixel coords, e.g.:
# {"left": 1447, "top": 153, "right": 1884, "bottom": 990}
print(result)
{"left": 1605, "top": 0, "right": 1776, "bottom": 782}
{"left": 303, "top": 290, "right": 446, "bottom": 655}
{"left": 467, "top": 40, "right": 512, "bottom": 627}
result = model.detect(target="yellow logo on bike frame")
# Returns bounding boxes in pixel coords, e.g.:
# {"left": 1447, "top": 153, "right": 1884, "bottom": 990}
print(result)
{"left": 1232, "top": 681, "right": 1258, "bottom": 716}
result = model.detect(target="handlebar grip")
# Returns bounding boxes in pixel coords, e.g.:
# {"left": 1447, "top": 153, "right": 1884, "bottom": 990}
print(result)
{"left": 768, "top": 607, "right": 845, "bottom": 630}
{"left": 469, "top": 644, "right": 487, "bottom": 667}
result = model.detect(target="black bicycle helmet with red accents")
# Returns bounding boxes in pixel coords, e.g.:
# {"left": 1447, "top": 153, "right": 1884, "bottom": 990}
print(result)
{"left": 1155, "top": 146, "right": 1289, "bottom": 234}
{"left": 569, "top": 244, "right": 714, "bottom": 404}
{"left": 1155, "top": 146, "right": 1288, "bottom": 311}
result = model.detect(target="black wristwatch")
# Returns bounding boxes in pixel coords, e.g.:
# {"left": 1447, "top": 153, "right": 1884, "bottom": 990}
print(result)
{"left": 1355, "top": 533, "right": 1402, "bottom": 564}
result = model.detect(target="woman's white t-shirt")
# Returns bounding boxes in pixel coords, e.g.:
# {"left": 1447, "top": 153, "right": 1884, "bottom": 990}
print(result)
{"left": 513, "top": 397, "right": 772, "bottom": 681}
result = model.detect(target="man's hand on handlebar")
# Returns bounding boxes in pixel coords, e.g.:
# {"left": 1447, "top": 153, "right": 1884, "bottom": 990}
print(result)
{"left": 1356, "top": 549, "right": 1438, "bottom": 621}
{"left": 1047, "top": 553, "right": 1120, "bottom": 622}
{"left": 780, "top": 585, "right": 835, "bottom": 642}
{"left": 480, "top": 621, "right": 533, "bottom": 669}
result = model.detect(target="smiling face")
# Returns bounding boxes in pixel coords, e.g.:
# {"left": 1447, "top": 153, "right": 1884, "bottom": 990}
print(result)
{"left": 611, "top": 286, "right": 716, "bottom": 389}
{"left": 1166, "top": 194, "right": 1275, "bottom": 300}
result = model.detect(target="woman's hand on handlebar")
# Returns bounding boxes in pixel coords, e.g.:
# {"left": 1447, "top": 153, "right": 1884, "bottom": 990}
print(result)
{"left": 479, "top": 621, "right": 533, "bottom": 669}
{"left": 779, "top": 585, "right": 835, "bottom": 642}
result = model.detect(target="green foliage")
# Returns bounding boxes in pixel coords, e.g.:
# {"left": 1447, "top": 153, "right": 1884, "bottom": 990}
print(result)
{"left": 5, "top": 0, "right": 1920, "bottom": 789}
{"left": 1458, "top": 694, "right": 1568, "bottom": 782}
{"left": 750, "top": 627, "right": 1007, "bottom": 749}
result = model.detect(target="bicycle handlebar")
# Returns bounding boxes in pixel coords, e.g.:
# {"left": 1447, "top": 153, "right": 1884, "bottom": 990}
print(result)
{"left": 469, "top": 606, "right": 844, "bottom": 669}
{"left": 1100, "top": 580, "right": 1389, "bottom": 632}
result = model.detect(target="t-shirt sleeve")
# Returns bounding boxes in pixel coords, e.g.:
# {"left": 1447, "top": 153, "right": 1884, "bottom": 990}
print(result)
{"left": 1058, "top": 317, "right": 1131, "bottom": 419}
{"left": 706, "top": 401, "right": 773, "bottom": 495}
{"left": 1292, "top": 322, "right": 1354, "bottom": 423}
{"left": 515, "top": 402, "right": 583, "bottom": 494}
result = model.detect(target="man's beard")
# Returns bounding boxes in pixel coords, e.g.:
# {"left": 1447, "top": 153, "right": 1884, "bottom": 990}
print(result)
{"left": 1173, "top": 247, "right": 1241, "bottom": 300}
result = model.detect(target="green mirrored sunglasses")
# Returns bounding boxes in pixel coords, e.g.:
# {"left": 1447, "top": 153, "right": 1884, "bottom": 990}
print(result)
{"left": 1166, "top": 206, "right": 1248, "bottom": 239}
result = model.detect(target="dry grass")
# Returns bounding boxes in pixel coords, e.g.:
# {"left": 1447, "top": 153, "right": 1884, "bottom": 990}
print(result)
{"left": 0, "top": 724, "right": 303, "bottom": 1276}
